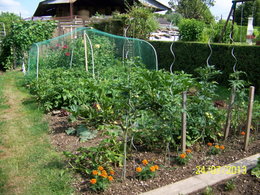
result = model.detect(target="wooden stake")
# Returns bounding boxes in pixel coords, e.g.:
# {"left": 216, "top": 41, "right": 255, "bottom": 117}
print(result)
{"left": 181, "top": 91, "right": 187, "bottom": 153}
{"left": 244, "top": 86, "right": 255, "bottom": 151}
{"left": 83, "top": 32, "right": 88, "bottom": 72}
{"left": 224, "top": 86, "right": 236, "bottom": 139}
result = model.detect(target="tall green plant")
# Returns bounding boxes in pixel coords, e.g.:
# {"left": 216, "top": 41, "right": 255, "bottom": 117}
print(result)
{"left": 0, "top": 20, "right": 56, "bottom": 70}
{"left": 114, "top": 5, "right": 159, "bottom": 39}
{"left": 178, "top": 19, "right": 205, "bottom": 41}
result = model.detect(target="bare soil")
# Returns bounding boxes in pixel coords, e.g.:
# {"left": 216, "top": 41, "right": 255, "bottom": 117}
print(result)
{"left": 48, "top": 113, "right": 260, "bottom": 195}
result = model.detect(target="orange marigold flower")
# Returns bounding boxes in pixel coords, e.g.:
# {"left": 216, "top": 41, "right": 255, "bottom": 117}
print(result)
{"left": 136, "top": 167, "right": 142, "bottom": 172}
{"left": 220, "top": 145, "right": 225, "bottom": 150}
{"left": 142, "top": 159, "right": 148, "bottom": 165}
{"left": 101, "top": 173, "right": 108, "bottom": 178}
{"left": 180, "top": 153, "right": 186, "bottom": 159}
{"left": 98, "top": 166, "right": 104, "bottom": 171}
{"left": 207, "top": 142, "right": 213, "bottom": 146}
{"left": 108, "top": 176, "right": 113, "bottom": 181}
{"left": 154, "top": 165, "right": 159, "bottom": 170}
{"left": 150, "top": 166, "right": 156, "bottom": 172}
{"left": 110, "top": 170, "right": 115, "bottom": 175}
{"left": 240, "top": 131, "right": 246, "bottom": 135}
{"left": 92, "top": 170, "right": 98, "bottom": 175}
{"left": 101, "top": 170, "right": 107, "bottom": 175}
{"left": 215, "top": 145, "right": 220, "bottom": 149}
{"left": 186, "top": 149, "right": 192, "bottom": 153}
{"left": 89, "top": 179, "right": 97, "bottom": 184}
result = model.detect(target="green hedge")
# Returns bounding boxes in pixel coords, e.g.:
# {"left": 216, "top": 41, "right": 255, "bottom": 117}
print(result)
{"left": 150, "top": 41, "right": 260, "bottom": 93}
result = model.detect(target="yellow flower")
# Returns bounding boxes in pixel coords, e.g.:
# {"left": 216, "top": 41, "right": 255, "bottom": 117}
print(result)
{"left": 142, "top": 159, "right": 148, "bottom": 165}
{"left": 108, "top": 176, "right": 113, "bottom": 181}
{"left": 89, "top": 179, "right": 97, "bottom": 184}
{"left": 98, "top": 166, "right": 104, "bottom": 171}
{"left": 215, "top": 145, "right": 220, "bottom": 149}
{"left": 92, "top": 170, "right": 98, "bottom": 175}
{"left": 180, "top": 153, "right": 186, "bottom": 159}
{"left": 154, "top": 165, "right": 159, "bottom": 170}
{"left": 136, "top": 167, "right": 142, "bottom": 172}
{"left": 150, "top": 166, "right": 156, "bottom": 172}
{"left": 110, "top": 170, "right": 115, "bottom": 175}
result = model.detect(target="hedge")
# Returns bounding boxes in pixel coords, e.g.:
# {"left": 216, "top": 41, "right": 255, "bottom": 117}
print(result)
{"left": 150, "top": 41, "right": 260, "bottom": 93}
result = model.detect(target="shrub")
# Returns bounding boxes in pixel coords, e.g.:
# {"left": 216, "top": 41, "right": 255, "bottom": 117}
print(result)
{"left": 149, "top": 41, "right": 260, "bottom": 94}
{"left": 178, "top": 19, "right": 205, "bottom": 41}
{"left": 212, "top": 20, "right": 238, "bottom": 43}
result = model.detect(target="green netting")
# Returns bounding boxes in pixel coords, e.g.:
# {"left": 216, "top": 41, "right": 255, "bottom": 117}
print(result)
{"left": 27, "top": 27, "right": 158, "bottom": 78}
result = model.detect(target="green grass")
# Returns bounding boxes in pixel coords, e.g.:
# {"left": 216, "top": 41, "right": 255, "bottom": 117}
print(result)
{"left": 0, "top": 71, "right": 74, "bottom": 195}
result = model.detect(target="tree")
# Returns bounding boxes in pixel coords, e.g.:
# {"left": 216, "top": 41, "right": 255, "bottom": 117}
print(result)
{"left": 234, "top": 0, "right": 260, "bottom": 26}
{"left": 114, "top": 5, "right": 159, "bottom": 39}
{"left": 169, "top": 0, "right": 214, "bottom": 24}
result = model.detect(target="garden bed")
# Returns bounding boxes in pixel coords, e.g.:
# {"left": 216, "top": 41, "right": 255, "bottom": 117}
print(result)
{"left": 48, "top": 112, "right": 260, "bottom": 195}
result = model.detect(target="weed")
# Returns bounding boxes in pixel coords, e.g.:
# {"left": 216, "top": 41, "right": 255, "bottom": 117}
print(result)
{"left": 224, "top": 179, "right": 236, "bottom": 191}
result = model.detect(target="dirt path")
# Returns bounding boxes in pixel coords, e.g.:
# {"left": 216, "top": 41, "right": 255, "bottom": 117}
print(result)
{"left": 0, "top": 71, "right": 72, "bottom": 195}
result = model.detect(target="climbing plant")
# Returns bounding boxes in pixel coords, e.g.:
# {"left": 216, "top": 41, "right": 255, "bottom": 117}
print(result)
{"left": 0, "top": 20, "right": 56, "bottom": 71}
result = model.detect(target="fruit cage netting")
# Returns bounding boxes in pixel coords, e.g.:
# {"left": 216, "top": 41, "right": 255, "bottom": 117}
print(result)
{"left": 26, "top": 27, "right": 158, "bottom": 78}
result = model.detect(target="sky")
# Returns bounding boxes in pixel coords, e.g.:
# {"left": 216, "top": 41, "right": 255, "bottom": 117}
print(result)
{"left": 0, "top": 0, "right": 233, "bottom": 20}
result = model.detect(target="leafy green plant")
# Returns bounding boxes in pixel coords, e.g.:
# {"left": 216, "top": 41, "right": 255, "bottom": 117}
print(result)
{"left": 135, "top": 159, "right": 159, "bottom": 180}
{"left": 178, "top": 19, "right": 205, "bottom": 41}
{"left": 251, "top": 157, "right": 260, "bottom": 178}
{"left": 202, "top": 186, "right": 214, "bottom": 195}
{"left": 224, "top": 179, "right": 236, "bottom": 191}
{"left": 0, "top": 20, "right": 56, "bottom": 70}
{"left": 64, "top": 132, "right": 124, "bottom": 174}
{"left": 114, "top": 4, "right": 159, "bottom": 39}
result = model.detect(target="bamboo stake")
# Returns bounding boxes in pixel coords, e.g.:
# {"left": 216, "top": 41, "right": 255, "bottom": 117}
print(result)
{"left": 83, "top": 32, "right": 88, "bottom": 72}
{"left": 244, "top": 86, "right": 255, "bottom": 151}
{"left": 181, "top": 91, "right": 187, "bottom": 153}
{"left": 224, "top": 86, "right": 236, "bottom": 139}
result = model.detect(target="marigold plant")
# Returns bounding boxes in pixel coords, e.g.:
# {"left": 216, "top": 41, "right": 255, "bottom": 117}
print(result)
{"left": 220, "top": 145, "right": 225, "bottom": 150}
{"left": 207, "top": 142, "right": 213, "bottom": 146}
{"left": 142, "top": 159, "right": 148, "bottom": 165}
{"left": 136, "top": 167, "right": 142, "bottom": 172}
{"left": 89, "top": 166, "right": 115, "bottom": 192}
{"left": 240, "top": 131, "right": 246, "bottom": 135}
{"left": 135, "top": 160, "right": 159, "bottom": 180}
{"left": 176, "top": 152, "right": 192, "bottom": 165}
{"left": 208, "top": 144, "right": 225, "bottom": 155}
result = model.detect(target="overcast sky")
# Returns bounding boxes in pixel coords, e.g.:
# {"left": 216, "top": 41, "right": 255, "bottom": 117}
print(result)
{"left": 0, "top": 0, "right": 233, "bottom": 19}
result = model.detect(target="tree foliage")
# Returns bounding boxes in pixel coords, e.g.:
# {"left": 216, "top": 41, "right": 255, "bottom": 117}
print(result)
{"left": 178, "top": 19, "right": 205, "bottom": 41}
{"left": 169, "top": 0, "right": 214, "bottom": 24}
{"left": 0, "top": 12, "right": 21, "bottom": 35}
{"left": 113, "top": 5, "right": 159, "bottom": 39}
{"left": 234, "top": 0, "right": 260, "bottom": 26}
{"left": 0, "top": 20, "right": 56, "bottom": 71}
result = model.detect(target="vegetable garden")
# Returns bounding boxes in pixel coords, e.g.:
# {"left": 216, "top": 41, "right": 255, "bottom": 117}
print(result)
{"left": 23, "top": 27, "right": 260, "bottom": 193}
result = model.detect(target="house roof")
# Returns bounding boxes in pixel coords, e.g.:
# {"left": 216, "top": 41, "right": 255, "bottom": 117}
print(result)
{"left": 33, "top": 0, "right": 170, "bottom": 17}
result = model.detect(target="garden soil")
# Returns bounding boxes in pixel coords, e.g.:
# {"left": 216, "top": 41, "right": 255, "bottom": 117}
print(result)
{"left": 48, "top": 113, "right": 260, "bottom": 195}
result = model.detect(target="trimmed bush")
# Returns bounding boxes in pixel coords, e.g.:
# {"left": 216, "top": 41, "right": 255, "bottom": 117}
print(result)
{"left": 150, "top": 41, "right": 260, "bottom": 93}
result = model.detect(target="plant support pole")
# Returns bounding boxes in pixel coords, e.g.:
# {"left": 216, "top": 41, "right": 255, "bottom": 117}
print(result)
{"left": 83, "top": 32, "right": 88, "bottom": 72}
{"left": 181, "top": 91, "right": 187, "bottom": 153}
{"left": 244, "top": 86, "right": 255, "bottom": 151}
{"left": 224, "top": 86, "right": 236, "bottom": 139}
